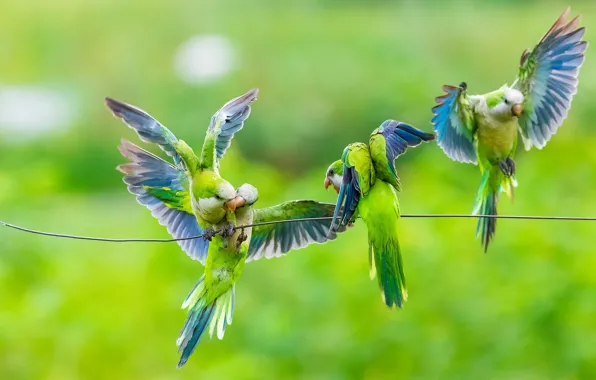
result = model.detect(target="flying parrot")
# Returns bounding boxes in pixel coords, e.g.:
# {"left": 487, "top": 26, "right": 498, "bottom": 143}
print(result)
{"left": 431, "top": 7, "right": 587, "bottom": 251}
{"left": 106, "top": 90, "right": 346, "bottom": 367}
{"left": 325, "top": 120, "right": 435, "bottom": 308}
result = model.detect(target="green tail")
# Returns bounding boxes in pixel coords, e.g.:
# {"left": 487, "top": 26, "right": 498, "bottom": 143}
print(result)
{"left": 359, "top": 181, "right": 406, "bottom": 309}
{"left": 176, "top": 276, "right": 235, "bottom": 368}
{"left": 474, "top": 166, "right": 516, "bottom": 252}
{"left": 368, "top": 224, "right": 407, "bottom": 309}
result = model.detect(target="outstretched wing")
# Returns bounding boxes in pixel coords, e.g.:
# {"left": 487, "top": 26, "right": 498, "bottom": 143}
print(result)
{"left": 118, "top": 140, "right": 209, "bottom": 264}
{"left": 432, "top": 83, "right": 477, "bottom": 164}
{"left": 200, "top": 88, "right": 259, "bottom": 171}
{"left": 370, "top": 120, "right": 435, "bottom": 191}
{"left": 246, "top": 200, "right": 345, "bottom": 262}
{"left": 514, "top": 7, "right": 587, "bottom": 150}
{"left": 106, "top": 98, "right": 183, "bottom": 167}
{"left": 329, "top": 143, "right": 374, "bottom": 231}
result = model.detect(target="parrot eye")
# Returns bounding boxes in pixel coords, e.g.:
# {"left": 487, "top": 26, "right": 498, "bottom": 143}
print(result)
{"left": 214, "top": 194, "right": 222, "bottom": 200}
{"left": 329, "top": 169, "right": 334, "bottom": 175}
{"left": 504, "top": 99, "right": 509, "bottom": 105}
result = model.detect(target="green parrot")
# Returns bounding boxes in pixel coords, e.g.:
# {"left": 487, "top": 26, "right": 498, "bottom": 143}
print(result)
{"left": 106, "top": 90, "right": 346, "bottom": 367}
{"left": 325, "top": 120, "right": 435, "bottom": 308}
{"left": 431, "top": 7, "right": 587, "bottom": 251}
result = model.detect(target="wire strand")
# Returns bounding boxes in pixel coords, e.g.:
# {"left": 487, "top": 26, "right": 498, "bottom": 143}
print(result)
{"left": 1, "top": 213, "right": 595, "bottom": 243}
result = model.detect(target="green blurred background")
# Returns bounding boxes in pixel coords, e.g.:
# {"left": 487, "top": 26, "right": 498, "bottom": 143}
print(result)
{"left": 1, "top": 1, "right": 595, "bottom": 379}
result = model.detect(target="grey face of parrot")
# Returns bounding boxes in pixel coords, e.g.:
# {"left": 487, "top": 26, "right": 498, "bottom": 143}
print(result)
{"left": 493, "top": 87, "right": 525, "bottom": 120}
{"left": 195, "top": 180, "right": 237, "bottom": 222}
{"left": 223, "top": 183, "right": 259, "bottom": 213}
{"left": 235, "top": 184, "right": 259, "bottom": 207}
{"left": 324, "top": 164, "right": 343, "bottom": 194}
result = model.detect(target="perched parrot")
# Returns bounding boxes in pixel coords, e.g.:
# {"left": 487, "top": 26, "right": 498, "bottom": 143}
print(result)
{"left": 431, "top": 7, "right": 587, "bottom": 251}
{"left": 106, "top": 90, "right": 345, "bottom": 367}
{"left": 325, "top": 120, "right": 435, "bottom": 308}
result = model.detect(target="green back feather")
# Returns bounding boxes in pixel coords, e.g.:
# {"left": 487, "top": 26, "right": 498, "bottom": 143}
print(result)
{"left": 369, "top": 132, "right": 401, "bottom": 191}
{"left": 344, "top": 143, "right": 375, "bottom": 196}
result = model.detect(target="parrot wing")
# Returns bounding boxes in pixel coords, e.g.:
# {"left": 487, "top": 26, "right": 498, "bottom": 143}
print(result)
{"left": 431, "top": 83, "right": 477, "bottom": 164}
{"left": 246, "top": 200, "right": 345, "bottom": 262}
{"left": 513, "top": 7, "right": 587, "bottom": 150}
{"left": 329, "top": 143, "right": 374, "bottom": 231}
{"left": 118, "top": 140, "right": 209, "bottom": 264}
{"left": 369, "top": 120, "right": 435, "bottom": 191}
{"left": 106, "top": 98, "right": 186, "bottom": 168}
{"left": 200, "top": 88, "right": 259, "bottom": 170}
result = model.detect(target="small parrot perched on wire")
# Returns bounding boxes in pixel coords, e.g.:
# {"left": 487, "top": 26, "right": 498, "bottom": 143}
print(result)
{"left": 431, "top": 7, "right": 587, "bottom": 251}
{"left": 325, "top": 120, "right": 435, "bottom": 308}
{"left": 106, "top": 89, "right": 345, "bottom": 367}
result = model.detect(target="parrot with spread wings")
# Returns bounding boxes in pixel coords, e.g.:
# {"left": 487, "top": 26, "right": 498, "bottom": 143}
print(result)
{"left": 432, "top": 7, "right": 587, "bottom": 251}
{"left": 325, "top": 121, "right": 435, "bottom": 308}
{"left": 106, "top": 89, "right": 345, "bottom": 367}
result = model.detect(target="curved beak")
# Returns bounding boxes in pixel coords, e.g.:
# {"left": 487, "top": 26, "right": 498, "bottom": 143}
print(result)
{"left": 324, "top": 177, "right": 332, "bottom": 191}
{"left": 511, "top": 103, "right": 523, "bottom": 117}
{"left": 224, "top": 196, "right": 246, "bottom": 212}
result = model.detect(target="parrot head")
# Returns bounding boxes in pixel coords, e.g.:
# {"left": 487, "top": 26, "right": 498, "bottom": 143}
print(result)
{"left": 192, "top": 171, "right": 239, "bottom": 223}
{"left": 324, "top": 160, "right": 344, "bottom": 194}
{"left": 488, "top": 86, "right": 524, "bottom": 120}
{"left": 226, "top": 183, "right": 259, "bottom": 215}
{"left": 234, "top": 184, "right": 259, "bottom": 207}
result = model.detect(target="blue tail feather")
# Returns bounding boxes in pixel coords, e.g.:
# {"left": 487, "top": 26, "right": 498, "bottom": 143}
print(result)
{"left": 177, "top": 278, "right": 235, "bottom": 368}
{"left": 177, "top": 304, "right": 216, "bottom": 368}
{"left": 474, "top": 170, "right": 499, "bottom": 252}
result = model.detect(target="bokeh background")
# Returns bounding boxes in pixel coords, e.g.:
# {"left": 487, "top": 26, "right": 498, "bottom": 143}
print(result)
{"left": 1, "top": 1, "right": 595, "bottom": 379}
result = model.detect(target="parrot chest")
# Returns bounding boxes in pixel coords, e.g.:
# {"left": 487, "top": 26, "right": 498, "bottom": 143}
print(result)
{"left": 203, "top": 209, "right": 252, "bottom": 299}
{"left": 475, "top": 115, "right": 518, "bottom": 162}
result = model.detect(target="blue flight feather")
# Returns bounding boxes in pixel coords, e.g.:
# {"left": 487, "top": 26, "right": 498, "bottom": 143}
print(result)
{"left": 431, "top": 86, "right": 477, "bottom": 164}
{"left": 118, "top": 140, "right": 209, "bottom": 264}
{"left": 377, "top": 120, "right": 435, "bottom": 177}
{"left": 517, "top": 13, "right": 587, "bottom": 150}
{"left": 106, "top": 98, "right": 182, "bottom": 166}
{"left": 209, "top": 89, "right": 258, "bottom": 161}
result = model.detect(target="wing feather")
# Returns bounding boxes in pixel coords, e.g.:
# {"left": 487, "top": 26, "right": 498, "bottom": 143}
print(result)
{"left": 515, "top": 8, "right": 587, "bottom": 150}
{"left": 370, "top": 120, "right": 435, "bottom": 190}
{"left": 246, "top": 200, "right": 345, "bottom": 262}
{"left": 201, "top": 89, "right": 259, "bottom": 170}
{"left": 117, "top": 140, "right": 209, "bottom": 264}
{"left": 431, "top": 84, "right": 477, "bottom": 164}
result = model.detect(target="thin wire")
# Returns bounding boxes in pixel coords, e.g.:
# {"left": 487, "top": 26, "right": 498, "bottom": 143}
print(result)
{"left": 1, "top": 213, "right": 595, "bottom": 243}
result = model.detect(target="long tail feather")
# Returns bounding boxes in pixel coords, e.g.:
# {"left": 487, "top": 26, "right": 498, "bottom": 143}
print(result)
{"left": 369, "top": 233, "right": 407, "bottom": 308}
{"left": 177, "top": 277, "right": 235, "bottom": 368}
{"left": 474, "top": 169, "right": 501, "bottom": 252}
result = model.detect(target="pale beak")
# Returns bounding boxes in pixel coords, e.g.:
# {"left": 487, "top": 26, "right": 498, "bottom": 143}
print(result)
{"left": 224, "top": 196, "right": 246, "bottom": 212}
{"left": 324, "top": 177, "right": 340, "bottom": 194}
{"left": 512, "top": 104, "right": 523, "bottom": 117}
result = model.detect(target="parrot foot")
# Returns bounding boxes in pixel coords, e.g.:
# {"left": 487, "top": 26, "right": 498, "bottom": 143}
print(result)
{"left": 498, "top": 157, "right": 516, "bottom": 177}
{"left": 236, "top": 228, "right": 248, "bottom": 250}
{"left": 203, "top": 227, "right": 216, "bottom": 241}
{"left": 220, "top": 222, "right": 235, "bottom": 238}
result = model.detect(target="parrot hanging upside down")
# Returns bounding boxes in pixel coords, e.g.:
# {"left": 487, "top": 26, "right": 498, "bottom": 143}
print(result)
{"left": 106, "top": 89, "right": 346, "bottom": 367}
{"left": 325, "top": 120, "right": 435, "bottom": 308}
{"left": 431, "top": 7, "right": 587, "bottom": 252}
